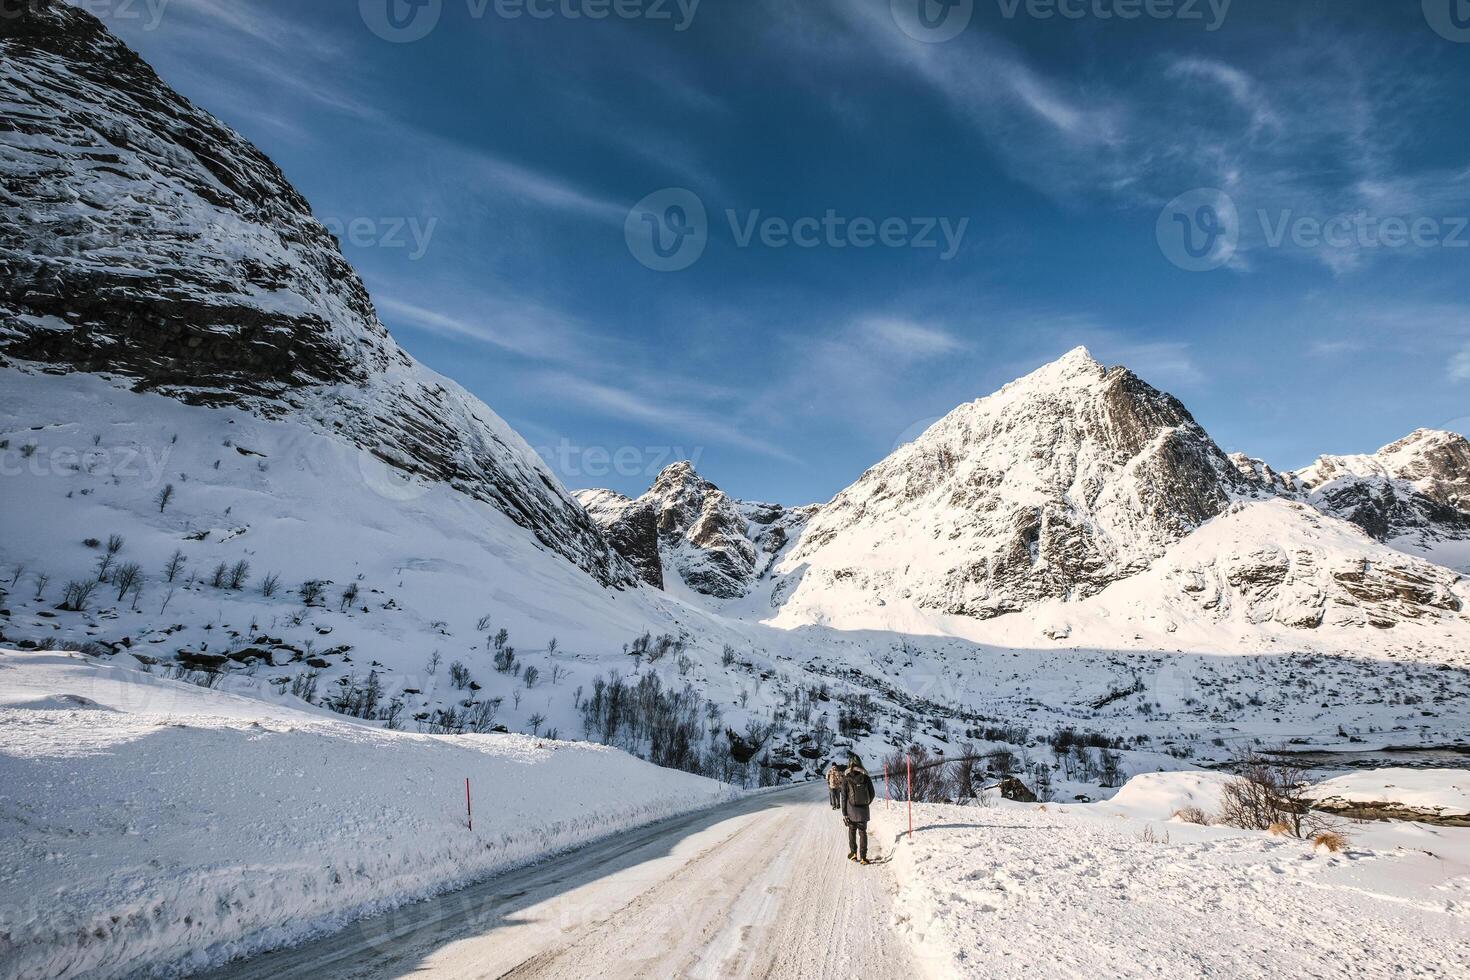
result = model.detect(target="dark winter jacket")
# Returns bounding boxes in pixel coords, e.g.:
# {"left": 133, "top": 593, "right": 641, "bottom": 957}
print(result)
{"left": 841, "top": 766, "right": 875, "bottom": 824}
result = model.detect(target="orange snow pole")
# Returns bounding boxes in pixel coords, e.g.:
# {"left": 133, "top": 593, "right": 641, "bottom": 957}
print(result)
{"left": 465, "top": 777, "right": 473, "bottom": 832}
{"left": 906, "top": 754, "right": 913, "bottom": 839}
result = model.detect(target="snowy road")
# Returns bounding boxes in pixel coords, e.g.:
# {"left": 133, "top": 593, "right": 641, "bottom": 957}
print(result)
{"left": 203, "top": 782, "right": 922, "bottom": 980}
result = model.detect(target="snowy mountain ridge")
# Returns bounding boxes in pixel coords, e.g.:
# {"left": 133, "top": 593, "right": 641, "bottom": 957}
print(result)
{"left": 574, "top": 463, "right": 818, "bottom": 599}
{"left": 0, "top": 0, "right": 635, "bottom": 588}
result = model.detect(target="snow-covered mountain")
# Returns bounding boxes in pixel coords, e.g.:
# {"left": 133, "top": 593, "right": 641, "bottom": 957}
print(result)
{"left": 2, "top": 0, "right": 1470, "bottom": 813}
{"left": 770, "top": 347, "right": 1271, "bottom": 621}
{"left": 0, "top": 0, "right": 633, "bottom": 588}
{"left": 1295, "top": 430, "right": 1470, "bottom": 557}
{"left": 576, "top": 462, "right": 818, "bottom": 598}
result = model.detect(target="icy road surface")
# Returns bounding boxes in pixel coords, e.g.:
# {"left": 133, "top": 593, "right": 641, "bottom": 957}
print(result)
{"left": 203, "top": 782, "right": 921, "bottom": 979}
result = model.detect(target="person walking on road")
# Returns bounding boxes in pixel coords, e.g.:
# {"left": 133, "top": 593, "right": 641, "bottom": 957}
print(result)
{"left": 840, "top": 754, "right": 876, "bottom": 865}
{"left": 826, "top": 763, "right": 843, "bottom": 810}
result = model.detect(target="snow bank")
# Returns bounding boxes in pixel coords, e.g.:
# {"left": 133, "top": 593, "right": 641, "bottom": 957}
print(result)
{"left": 0, "top": 651, "right": 737, "bottom": 980}
{"left": 1306, "top": 768, "right": 1470, "bottom": 817}
{"left": 886, "top": 793, "right": 1470, "bottom": 979}
{"left": 1084, "top": 770, "right": 1235, "bottom": 820}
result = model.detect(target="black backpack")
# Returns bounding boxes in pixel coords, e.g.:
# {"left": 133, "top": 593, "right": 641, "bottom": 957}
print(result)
{"left": 846, "top": 771, "right": 873, "bottom": 807}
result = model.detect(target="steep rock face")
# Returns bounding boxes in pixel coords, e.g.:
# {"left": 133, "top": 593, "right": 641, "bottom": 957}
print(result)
{"left": 0, "top": 1, "right": 634, "bottom": 588}
{"left": 776, "top": 348, "right": 1269, "bottom": 620}
{"left": 577, "top": 464, "right": 818, "bottom": 598}
{"left": 1296, "top": 430, "right": 1470, "bottom": 545}
{"left": 573, "top": 489, "right": 664, "bottom": 590}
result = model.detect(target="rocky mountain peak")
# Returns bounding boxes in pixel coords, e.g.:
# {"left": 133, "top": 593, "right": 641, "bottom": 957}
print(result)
{"left": 1294, "top": 429, "right": 1470, "bottom": 548}
{"left": 776, "top": 350, "right": 1267, "bottom": 620}
{"left": 577, "top": 463, "right": 819, "bottom": 599}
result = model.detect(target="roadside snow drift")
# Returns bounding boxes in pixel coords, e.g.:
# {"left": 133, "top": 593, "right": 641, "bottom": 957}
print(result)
{"left": 888, "top": 774, "right": 1470, "bottom": 980}
{"left": 0, "top": 651, "right": 736, "bottom": 980}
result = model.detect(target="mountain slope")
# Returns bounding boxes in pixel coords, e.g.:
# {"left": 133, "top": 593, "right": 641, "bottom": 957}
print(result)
{"left": 0, "top": 0, "right": 633, "bottom": 588}
{"left": 772, "top": 347, "right": 1268, "bottom": 621}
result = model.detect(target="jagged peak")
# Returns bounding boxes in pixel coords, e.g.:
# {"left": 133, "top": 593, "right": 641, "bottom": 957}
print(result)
{"left": 1380, "top": 428, "right": 1469, "bottom": 456}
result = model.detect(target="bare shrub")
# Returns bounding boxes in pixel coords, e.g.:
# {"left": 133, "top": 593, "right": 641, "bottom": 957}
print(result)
{"left": 1311, "top": 830, "right": 1349, "bottom": 853}
{"left": 1216, "top": 750, "right": 1313, "bottom": 837}
{"left": 300, "top": 579, "right": 326, "bottom": 605}
{"left": 227, "top": 559, "right": 250, "bottom": 590}
{"left": 260, "top": 572, "right": 281, "bottom": 597}
{"left": 449, "top": 660, "right": 472, "bottom": 690}
{"left": 1267, "top": 822, "right": 1293, "bottom": 837}
{"left": 60, "top": 579, "right": 98, "bottom": 612}
{"left": 1171, "top": 806, "right": 1211, "bottom": 826}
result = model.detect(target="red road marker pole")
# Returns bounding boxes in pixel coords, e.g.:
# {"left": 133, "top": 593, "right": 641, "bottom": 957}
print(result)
{"left": 906, "top": 754, "right": 913, "bottom": 840}
{"left": 465, "top": 777, "right": 473, "bottom": 832}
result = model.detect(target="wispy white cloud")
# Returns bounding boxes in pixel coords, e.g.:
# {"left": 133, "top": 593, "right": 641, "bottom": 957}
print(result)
{"left": 855, "top": 317, "right": 966, "bottom": 358}
{"left": 376, "top": 295, "right": 595, "bottom": 364}
{"left": 1450, "top": 347, "right": 1470, "bottom": 382}
{"left": 539, "top": 372, "right": 802, "bottom": 463}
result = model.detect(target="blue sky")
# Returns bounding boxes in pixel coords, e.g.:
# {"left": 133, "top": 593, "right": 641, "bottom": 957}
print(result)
{"left": 93, "top": 0, "right": 1470, "bottom": 504}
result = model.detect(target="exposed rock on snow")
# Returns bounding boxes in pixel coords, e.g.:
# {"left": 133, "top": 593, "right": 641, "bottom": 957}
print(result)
{"left": 577, "top": 463, "right": 818, "bottom": 598}
{"left": 1104, "top": 500, "right": 1464, "bottom": 630}
{"left": 1296, "top": 430, "right": 1470, "bottom": 546}
{"left": 776, "top": 347, "right": 1270, "bottom": 620}
{"left": 1305, "top": 768, "right": 1470, "bottom": 826}
{"left": 0, "top": 0, "right": 634, "bottom": 588}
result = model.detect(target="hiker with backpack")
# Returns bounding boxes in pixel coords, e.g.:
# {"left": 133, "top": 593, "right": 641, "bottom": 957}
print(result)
{"left": 840, "top": 754, "right": 876, "bottom": 865}
{"left": 826, "top": 763, "right": 843, "bottom": 809}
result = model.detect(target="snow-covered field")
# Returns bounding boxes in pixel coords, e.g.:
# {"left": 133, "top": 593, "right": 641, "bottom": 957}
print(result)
{"left": 888, "top": 773, "right": 1470, "bottom": 979}
{"left": 0, "top": 650, "right": 736, "bottom": 980}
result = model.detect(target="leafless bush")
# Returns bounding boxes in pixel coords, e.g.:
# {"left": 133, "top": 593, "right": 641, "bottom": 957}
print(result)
{"left": 1171, "top": 806, "right": 1211, "bottom": 826}
{"left": 163, "top": 549, "right": 187, "bottom": 583}
{"left": 1311, "top": 830, "right": 1349, "bottom": 853}
{"left": 449, "top": 660, "right": 472, "bottom": 689}
{"left": 1217, "top": 750, "right": 1314, "bottom": 837}
{"left": 227, "top": 559, "right": 250, "bottom": 590}
{"left": 60, "top": 579, "right": 98, "bottom": 611}
{"left": 300, "top": 579, "right": 326, "bottom": 605}
{"left": 113, "top": 562, "right": 142, "bottom": 601}
{"left": 260, "top": 572, "right": 281, "bottom": 597}
{"left": 290, "top": 671, "right": 319, "bottom": 702}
